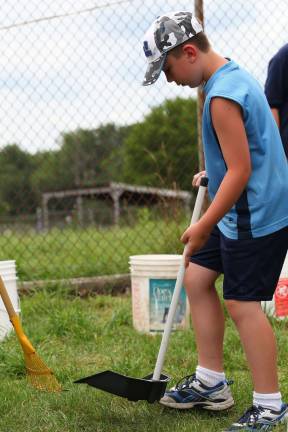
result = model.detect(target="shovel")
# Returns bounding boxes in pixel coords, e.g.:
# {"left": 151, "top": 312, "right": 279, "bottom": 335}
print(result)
{"left": 75, "top": 177, "right": 208, "bottom": 403}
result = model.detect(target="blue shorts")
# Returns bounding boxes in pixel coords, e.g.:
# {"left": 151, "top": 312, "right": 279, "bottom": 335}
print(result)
{"left": 190, "top": 225, "right": 288, "bottom": 301}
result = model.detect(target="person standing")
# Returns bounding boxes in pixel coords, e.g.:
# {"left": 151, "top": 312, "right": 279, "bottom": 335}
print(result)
{"left": 265, "top": 43, "right": 288, "bottom": 158}
{"left": 142, "top": 11, "right": 288, "bottom": 431}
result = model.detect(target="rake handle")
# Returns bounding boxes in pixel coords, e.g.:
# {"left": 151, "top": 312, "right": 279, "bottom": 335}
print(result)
{"left": 152, "top": 177, "right": 208, "bottom": 381}
{"left": 0, "top": 275, "right": 17, "bottom": 319}
{"left": 0, "top": 273, "right": 35, "bottom": 353}
{"left": 0, "top": 271, "right": 61, "bottom": 392}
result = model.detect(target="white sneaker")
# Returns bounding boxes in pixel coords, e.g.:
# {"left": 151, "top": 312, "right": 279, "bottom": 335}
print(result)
{"left": 160, "top": 373, "right": 234, "bottom": 410}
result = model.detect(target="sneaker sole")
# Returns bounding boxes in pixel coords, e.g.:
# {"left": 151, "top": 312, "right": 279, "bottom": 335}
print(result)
{"left": 160, "top": 397, "right": 235, "bottom": 411}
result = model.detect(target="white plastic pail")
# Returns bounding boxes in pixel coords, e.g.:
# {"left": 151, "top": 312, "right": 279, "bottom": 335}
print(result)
{"left": 262, "top": 252, "right": 288, "bottom": 319}
{"left": 129, "top": 255, "right": 190, "bottom": 333}
{"left": 0, "top": 260, "right": 20, "bottom": 341}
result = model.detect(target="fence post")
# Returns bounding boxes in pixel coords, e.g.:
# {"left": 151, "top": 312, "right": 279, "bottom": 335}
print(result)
{"left": 194, "top": 0, "right": 205, "bottom": 173}
{"left": 42, "top": 195, "right": 49, "bottom": 231}
{"left": 111, "top": 189, "right": 122, "bottom": 225}
{"left": 194, "top": 0, "right": 209, "bottom": 211}
{"left": 36, "top": 207, "right": 43, "bottom": 232}
{"left": 76, "top": 195, "right": 84, "bottom": 226}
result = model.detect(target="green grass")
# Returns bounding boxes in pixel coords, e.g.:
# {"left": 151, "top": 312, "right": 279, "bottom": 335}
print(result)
{"left": 0, "top": 286, "right": 287, "bottom": 432}
{"left": 0, "top": 218, "right": 186, "bottom": 281}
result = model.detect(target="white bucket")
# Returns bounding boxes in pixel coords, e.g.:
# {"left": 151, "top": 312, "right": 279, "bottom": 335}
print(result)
{"left": 0, "top": 260, "right": 20, "bottom": 341}
{"left": 129, "top": 255, "right": 190, "bottom": 333}
{"left": 262, "top": 252, "right": 288, "bottom": 319}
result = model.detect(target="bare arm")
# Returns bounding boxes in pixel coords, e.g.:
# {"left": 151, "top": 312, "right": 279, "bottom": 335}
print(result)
{"left": 181, "top": 97, "right": 251, "bottom": 264}
{"left": 197, "top": 97, "right": 252, "bottom": 231}
{"left": 271, "top": 108, "right": 280, "bottom": 128}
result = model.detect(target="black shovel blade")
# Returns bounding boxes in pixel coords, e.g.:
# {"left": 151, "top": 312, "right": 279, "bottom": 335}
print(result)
{"left": 74, "top": 370, "right": 170, "bottom": 403}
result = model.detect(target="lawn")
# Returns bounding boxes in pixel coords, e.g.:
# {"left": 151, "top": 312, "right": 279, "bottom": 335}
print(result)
{"left": 0, "top": 286, "right": 287, "bottom": 432}
{"left": 0, "top": 217, "right": 186, "bottom": 281}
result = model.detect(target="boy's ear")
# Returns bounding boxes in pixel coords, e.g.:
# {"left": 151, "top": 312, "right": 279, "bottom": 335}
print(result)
{"left": 182, "top": 44, "right": 197, "bottom": 61}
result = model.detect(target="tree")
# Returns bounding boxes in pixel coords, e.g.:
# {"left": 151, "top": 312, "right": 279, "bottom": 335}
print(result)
{"left": 122, "top": 97, "right": 198, "bottom": 190}
{"left": 58, "top": 124, "right": 132, "bottom": 187}
{"left": 31, "top": 124, "right": 131, "bottom": 196}
{"left": 0, "top": 144, "right": 37, "bottom": 215}
{"left": 7, "top": 98, "right": 198, "bottom": 217}
{"left": 30, "top": 150, "right": 70, "bottom": 201}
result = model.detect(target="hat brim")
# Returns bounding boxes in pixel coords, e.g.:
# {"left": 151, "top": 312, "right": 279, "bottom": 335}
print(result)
{"left": 142, "top": 54, "right": 167, "bottom": 86}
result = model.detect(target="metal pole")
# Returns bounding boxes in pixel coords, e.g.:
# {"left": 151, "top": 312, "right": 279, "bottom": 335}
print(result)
{"left": 76, "top": 195, "right": 84, "bottom": 226}
{"left": 194, "top": 0, "right": 210, "bottom": 212}
{"left": 194, "top": 0, "right": 205, "bottom": 172}
{"left": 42, "top": 195, "right": 49, "bottom": 231}
{"left": 111, "top": 189, "right": 122, "bottom": 225}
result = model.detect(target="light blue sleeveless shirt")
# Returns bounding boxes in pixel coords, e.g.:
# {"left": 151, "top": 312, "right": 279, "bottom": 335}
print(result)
{"left": 202, "top": 60, "right": 288, "bottom": 239}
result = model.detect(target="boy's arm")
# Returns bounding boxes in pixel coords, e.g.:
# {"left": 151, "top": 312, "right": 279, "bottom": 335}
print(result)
{"left": 264, "top": 48, "right": 286, "bottom": 128}
{"left": 181, "top": 97, "right": 251, "bottom": 266}
{"left": 271, "top": 108, "right": 280, "bottom": 127}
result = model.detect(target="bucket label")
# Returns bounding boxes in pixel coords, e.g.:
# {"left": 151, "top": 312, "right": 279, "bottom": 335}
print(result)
{"left": 149, "top": 279, "right": 186, "bottom": 332}
{"left": 275, "top": 278, "right": 288, "bottom": 318}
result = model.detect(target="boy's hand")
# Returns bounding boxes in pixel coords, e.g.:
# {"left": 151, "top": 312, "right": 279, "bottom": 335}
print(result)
{"left": 180, "top": 222, "right": 210, "bottom": 268}
{"left": 192, "top": 170, "right": 207, "bottom": 187}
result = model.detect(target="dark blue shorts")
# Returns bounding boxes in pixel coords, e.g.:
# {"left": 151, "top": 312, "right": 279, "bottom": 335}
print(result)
{"left": 190, "top": 225, "right": 288, "bottom": 301}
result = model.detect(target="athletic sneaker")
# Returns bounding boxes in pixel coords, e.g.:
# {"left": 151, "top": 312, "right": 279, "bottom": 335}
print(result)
{"left": 224, "top": 403, "right": 288, "bottom": 431}
{"left": 159, "top": 373, "right": 234, "bottom": 410}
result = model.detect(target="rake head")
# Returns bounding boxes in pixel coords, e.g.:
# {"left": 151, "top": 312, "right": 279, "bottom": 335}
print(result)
{"left": 0, "top": 278, "right": 61, "bottom": 393}
{"left": 10, "top": 315, "right": 62, "bottom": 393}
{"left": 24, "top": 351, "right": 62, "bottom": 392}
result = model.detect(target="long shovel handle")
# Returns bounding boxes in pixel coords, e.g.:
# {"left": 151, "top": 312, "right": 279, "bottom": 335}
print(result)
{"left": 152, "top": 177, "right": 208, "bottom": 381}
{"left": 0, "top": 275, "right": 17, "bottom": 319}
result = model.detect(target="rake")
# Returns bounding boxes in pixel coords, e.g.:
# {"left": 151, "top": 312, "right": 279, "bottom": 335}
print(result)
{"left": 0, "top": 275, "right": 61, "bottom": 392}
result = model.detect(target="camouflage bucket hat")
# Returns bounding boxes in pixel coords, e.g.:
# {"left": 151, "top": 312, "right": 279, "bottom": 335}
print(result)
{"left": 142, "top": 11, "right": 203, "bottom": 86}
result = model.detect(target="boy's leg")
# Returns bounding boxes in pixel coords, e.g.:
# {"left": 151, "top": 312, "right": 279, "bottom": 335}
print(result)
{"left": 184, "top": 263, "right": 224, "bottom": 372}
{"left": 221, "top": 226, "right": 287, "bottom": 395}
{"left": 225, "top": 300, "right": 278, "bottom": 393}
{"left": 222, "top": 226, "right": 288, "bottom": 430}
{"left": 160, "top": 227, "right": 234, "bottom": 410}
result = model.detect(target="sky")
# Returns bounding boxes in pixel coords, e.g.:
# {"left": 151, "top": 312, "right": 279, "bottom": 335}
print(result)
{"left": 0, "top": 0, "right": 287, "bottom": 153}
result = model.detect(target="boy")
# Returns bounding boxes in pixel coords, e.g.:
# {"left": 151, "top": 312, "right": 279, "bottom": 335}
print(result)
{"left": 142, "top": 11, "right": 288, "bottom": 431}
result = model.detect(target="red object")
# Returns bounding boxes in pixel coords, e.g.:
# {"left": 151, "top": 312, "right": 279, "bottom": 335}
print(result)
{"left": 275, "top": 278, "right": 288, "bottom": 317}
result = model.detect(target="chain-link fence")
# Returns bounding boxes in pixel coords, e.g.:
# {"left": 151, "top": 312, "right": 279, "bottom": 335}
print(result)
{"left": 0, "top": 0, "right": 286, "bottom": 281}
